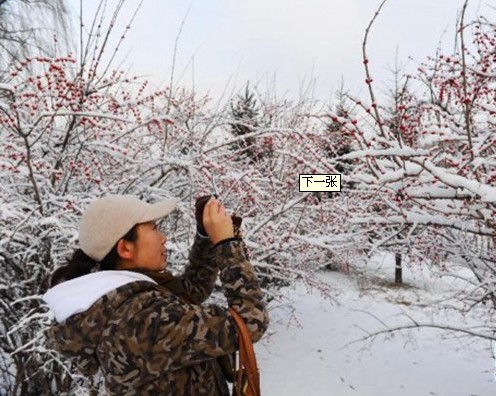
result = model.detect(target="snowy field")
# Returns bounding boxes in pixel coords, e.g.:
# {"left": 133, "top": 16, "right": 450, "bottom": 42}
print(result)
{"left": 257, "top": 254, "right": 495, "bottom": 396}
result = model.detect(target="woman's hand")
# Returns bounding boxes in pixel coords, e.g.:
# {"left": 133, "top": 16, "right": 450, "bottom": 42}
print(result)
{"left": 202, "top": 198, "right": 234, "bottom": 245}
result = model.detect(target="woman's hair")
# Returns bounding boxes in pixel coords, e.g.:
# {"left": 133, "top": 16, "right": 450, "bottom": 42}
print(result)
{"left": 49, "top": 225, "right": 138, "bottom": 288}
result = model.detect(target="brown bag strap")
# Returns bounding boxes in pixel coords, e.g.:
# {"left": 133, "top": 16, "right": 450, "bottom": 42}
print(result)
{"left": 228, "top": 307, "right": 261, "bottom": 396}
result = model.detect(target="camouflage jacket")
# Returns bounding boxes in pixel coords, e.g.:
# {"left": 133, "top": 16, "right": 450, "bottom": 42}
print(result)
{"left": 43, "top": 235, "right": 269, "bottom": 395}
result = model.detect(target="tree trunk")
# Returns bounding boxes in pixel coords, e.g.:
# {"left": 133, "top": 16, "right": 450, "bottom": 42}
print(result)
{"left": 395, "top": 253, "right": 402, "bottom": 285}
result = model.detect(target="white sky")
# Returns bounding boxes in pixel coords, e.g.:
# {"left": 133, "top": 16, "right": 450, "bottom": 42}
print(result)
{"left": 75, "top": 0, "right": 493, "bottom": 101}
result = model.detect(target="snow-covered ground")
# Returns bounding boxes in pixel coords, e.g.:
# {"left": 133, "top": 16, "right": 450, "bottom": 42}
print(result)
{"left": 258, "top": 253, "right": 495, "bottom": 396}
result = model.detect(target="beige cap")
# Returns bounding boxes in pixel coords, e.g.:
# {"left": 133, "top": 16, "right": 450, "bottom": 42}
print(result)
{"left": 79, "top": 195, "right": 178, "bottom": 262}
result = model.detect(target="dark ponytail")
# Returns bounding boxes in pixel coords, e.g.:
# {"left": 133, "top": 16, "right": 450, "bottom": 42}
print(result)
{"left": 49, "top": 225, "right": 138, "bottom": 288}
{"left": 50, "top": 250, "right": 97, "bottom": 287}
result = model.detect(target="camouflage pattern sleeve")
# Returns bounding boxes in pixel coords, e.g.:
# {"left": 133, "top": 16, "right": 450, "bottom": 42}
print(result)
{"left": 176, "top": 232, "right": 219, "bottom": 304}
{"left": 111, "top": 239, "right": 268, "bottom": 373}
{"left": 214, "top": 239, "right": 268, "bottom": 342}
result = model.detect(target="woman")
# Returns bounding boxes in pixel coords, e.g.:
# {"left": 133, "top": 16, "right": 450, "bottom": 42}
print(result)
{"left": 43, "top": 194, "right": 268, "bottom": 395}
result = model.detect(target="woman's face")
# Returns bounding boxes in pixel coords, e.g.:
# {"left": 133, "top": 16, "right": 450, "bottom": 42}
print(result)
{"left": 129, "top": 221, "right": 168, "bottom": 271}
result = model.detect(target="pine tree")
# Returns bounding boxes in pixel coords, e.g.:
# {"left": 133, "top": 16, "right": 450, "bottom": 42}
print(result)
{"left": 229, "top": 82, "right": 261, "bottom": 163}
{"left": 323, "top": 86, "right": 356, "bottom": 199}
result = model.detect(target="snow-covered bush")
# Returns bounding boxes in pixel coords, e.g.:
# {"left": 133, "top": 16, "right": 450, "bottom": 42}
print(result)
{"left": 0, "top": 50, "right": 212, "bottom": 393}
{"left": 325, "top": 8, "right": 496, "bottom": 314}
{"left": 0, "top": 55, "right": 347, "bottom": 396}
{"left": 0, "top": 1, "right": 358, "bottom": 394}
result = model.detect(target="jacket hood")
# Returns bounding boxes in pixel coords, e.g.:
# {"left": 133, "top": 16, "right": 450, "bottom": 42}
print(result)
{"left": 43, "top": 271, "right": 157, "bottom": 375}
{"left": 43, "top": 271, "right": 155, "bottom": 323}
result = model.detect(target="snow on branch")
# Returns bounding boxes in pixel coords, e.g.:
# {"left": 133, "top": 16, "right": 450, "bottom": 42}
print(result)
{"left": 341, "top": 147, "right": 429, "bottom": 160}
{"left": 411, "top": 158, "right": 496, "bottom": 203}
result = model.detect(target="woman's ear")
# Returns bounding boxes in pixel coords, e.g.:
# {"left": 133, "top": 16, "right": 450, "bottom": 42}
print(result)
{"left": 116, "top": 239, "right": 135, "bottom": 260}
